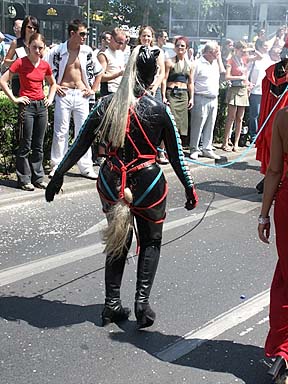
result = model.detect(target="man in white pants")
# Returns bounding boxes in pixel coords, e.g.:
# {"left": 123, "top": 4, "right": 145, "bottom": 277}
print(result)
{"left": 46, "top": 19, "right": 102, "bottom": 179}
{"left": 190, "top": 41, "right": 225, "bottom": 160}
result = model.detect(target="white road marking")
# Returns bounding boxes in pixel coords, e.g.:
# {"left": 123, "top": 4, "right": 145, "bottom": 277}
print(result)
{"left": 0, "top": 195, "right": 261, "bottom": 288}
{"left": 77, "top": 218, "right": 106, "bottom": 238}
{"left": 78, "top": 194, "right": 261, "bottom": 237}
{"left": 156, "top": 289, "right": 270, "bottom": 362}
{"left": 0, "top": 243, "right": 105, "bottom": 288}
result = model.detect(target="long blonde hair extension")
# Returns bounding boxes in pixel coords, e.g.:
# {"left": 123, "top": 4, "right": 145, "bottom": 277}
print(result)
{"left": 101, "top": 46, "right": 144, "bottom": 259}
{"left": 99, "top": 45, "right": 142, "bottom": 148}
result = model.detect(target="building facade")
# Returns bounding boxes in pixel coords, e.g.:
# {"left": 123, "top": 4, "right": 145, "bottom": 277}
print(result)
{"left": 0, "top": 1, "right": 82, "bottom": 45}
{"left": 169, "top": 0, "right": 288, "bottom": 42}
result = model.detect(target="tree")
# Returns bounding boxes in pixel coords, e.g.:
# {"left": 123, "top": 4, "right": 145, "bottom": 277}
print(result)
{"left": 89, "top": 0, "right": 168, "bottom": 29}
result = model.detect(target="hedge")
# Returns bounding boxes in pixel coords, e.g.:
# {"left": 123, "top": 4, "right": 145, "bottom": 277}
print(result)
{"left": 0, "top": 94, "right": 54, "bottom": 175}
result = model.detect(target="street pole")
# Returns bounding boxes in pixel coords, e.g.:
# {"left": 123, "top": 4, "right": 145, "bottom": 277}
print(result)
{"left": 1, "top": 0, "right": 5, "bottom": 31}
{"left": 168, "top": 2, "right": 172, "bottom": 37}
{"left": 87, "top": 0, "right": 90, "bottom": 45}
{"left": 248, "top": 0, "right": 254, "bottom": 42}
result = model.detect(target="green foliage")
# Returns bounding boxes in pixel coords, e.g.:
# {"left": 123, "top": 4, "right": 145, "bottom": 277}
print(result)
{"left": 201, "top": 0, "right": 224, "bottom": 16}
{"left": 0, "top": 96, "right": 18, "bottom": 174}
{"left": 0, "top": 95, "right": 54, "bottom": 175}
{"left": 91, "top": 0, "right": 167, "bottom": 29}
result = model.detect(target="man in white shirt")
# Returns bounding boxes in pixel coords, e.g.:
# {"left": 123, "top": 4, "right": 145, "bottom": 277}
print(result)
{"left": 97, "top": 28, "right": 126, "bottom": 96}
{"left": 248, "top": 39, "right": 273, "bottom": 142}
{"left": 190, "top": 41, "right": 225, "bottom": 160}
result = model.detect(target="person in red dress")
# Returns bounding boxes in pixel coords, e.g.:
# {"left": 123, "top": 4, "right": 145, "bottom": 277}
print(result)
{"left": 255, "top": 40, "right": 288, "bottom": 193}
{"left": 258, "top": 106, "right": 288, "bottom": 383}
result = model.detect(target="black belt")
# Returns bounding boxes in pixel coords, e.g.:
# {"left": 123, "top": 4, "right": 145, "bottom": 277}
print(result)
{"left": 167, "top": 87, "right": 188, "bottom": 92}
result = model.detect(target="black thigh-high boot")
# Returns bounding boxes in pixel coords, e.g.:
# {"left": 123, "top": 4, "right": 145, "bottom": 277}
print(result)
{"left": 101, "top": 230, "right": 133, "bottom": 326}
{"left": 135, "top": 243, "right": 161, "bottom": 328}
{"left": 134, "top": 218, "right": 162, "bottom": 329}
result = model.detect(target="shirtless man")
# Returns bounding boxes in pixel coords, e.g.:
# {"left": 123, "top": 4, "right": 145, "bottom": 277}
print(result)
{"left": 46, "top": 19, "right": 102, "bottom": 179}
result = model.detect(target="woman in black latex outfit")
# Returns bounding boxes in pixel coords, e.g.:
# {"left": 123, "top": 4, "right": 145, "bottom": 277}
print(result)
{"left": 45, "top": 46, "right": 198, "bottom": 329}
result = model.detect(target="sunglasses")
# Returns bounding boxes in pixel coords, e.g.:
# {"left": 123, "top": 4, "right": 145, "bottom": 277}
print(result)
{"left": 175, "top": 44, "right": 186, "bottom": 48}
{"left": 27, "top": 25, "right": 36, "bottom": 30}
{"left": 79, "top": 32, "right": 88, "bottom": 37}
{"left": 112, "top": 36, "right": 125, "bottom": 45}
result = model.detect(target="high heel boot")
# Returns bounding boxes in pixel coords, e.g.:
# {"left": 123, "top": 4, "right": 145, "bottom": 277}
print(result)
{"left": 101, "top": 232, "right": 132, "bottom": 326}
{"left": 134, "top": 242, "right": 161, "bottom": 329}
{"left": 267, "top": 355, "right": 287, "bottom": 381}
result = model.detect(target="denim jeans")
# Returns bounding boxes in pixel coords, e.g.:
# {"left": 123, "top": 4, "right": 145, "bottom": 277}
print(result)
{"left": 249, "top": 93, "right": 261, "bottom": 142}
{"left": 17, "top": 100, "right": 47, "bottom": 185}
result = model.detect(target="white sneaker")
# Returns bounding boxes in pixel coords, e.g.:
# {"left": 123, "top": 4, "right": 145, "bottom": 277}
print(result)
{"left": 201, "top": 150, "right": 220, "bottom": 160}
{"left": 48, "top": 167, "right": 57, "bottom": 178}
{"left": 190, "top": 151, "right": 199, "bottom": 160}
{"left": 81, "top": 169, "right": 98, "bottom": 180}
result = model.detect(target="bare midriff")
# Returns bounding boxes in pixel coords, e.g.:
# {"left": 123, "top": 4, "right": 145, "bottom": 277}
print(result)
{"left": 167, "top": 81, "right": 188, "bottom": 89}
{"left": 60, "top": 51, "right": 86, "bottom": 90}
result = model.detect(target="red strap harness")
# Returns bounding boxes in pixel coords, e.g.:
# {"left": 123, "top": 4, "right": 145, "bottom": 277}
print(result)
{"left": 98, "top": 106, "right": 168, "bottom": 224}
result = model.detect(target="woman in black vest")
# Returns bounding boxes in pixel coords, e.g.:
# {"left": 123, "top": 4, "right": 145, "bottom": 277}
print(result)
{"left": 4, "top": 15, "right": 40, "bottom": 96}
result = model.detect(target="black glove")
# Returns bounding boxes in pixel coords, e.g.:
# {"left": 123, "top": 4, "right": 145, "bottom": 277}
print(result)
{"left": 185, "top": 185, "right": 198, "bottom": 211}
{"left": 45, "top": 171, "right": 64, "bottom": 202}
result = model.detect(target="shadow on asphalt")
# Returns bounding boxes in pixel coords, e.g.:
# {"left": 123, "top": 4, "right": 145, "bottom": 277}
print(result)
{"left": 0, "top": 295, "right": 103, "bottom": 328}
{"left": 0, "top": 178, "right": 17, "bottom": 189}
{"left": 196, "top": 179, "right": 262, "bottom": 201}
{"left": 110, "top": 326, "right": 269, "bottom": 384}
{"left": 0, "top": 295, "right": 270, "bottom": 383}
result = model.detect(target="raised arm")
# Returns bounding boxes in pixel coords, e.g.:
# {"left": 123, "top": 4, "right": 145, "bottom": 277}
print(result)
{"left": 3, "top": 40, "right": 17, "bottom": 67}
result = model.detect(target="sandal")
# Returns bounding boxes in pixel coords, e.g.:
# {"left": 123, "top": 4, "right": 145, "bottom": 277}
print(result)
{"left": 221, "top": 144, "right": 232, "bottom": 152}
{"left": 233, "top": 146, "right": 239, "bottom": 152}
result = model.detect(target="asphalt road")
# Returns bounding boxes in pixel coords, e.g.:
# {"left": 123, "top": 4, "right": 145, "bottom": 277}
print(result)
{"left": 0, "top": 151, "right": 277, "bottom": 384}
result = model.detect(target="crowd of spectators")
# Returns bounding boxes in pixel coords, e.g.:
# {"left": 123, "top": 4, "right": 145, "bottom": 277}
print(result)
{"left": 0, "top": 18, "right": 288, "bottom": 191}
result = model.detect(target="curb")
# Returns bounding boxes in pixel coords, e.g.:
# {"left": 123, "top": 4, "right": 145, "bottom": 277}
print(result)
{"left": 0, "top": 147, "right": 257, "bottom": 208}
{"left": 0, "top": 177, "right": 97, "bottom": 209}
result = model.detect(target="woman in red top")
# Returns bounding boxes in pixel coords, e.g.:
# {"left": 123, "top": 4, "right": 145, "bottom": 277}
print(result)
{"left": 221, "top": 41, "right": 255, "bottom": 152}
{"left": 0, "top": 33, "right": 56, "bottom": 191}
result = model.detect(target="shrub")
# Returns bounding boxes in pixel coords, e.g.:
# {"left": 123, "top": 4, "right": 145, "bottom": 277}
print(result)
{"left": 0, "top": 95, "right": 18, "bottom": 174}
{"left": 0, "top": 94, "right": 54, "bottom": 175}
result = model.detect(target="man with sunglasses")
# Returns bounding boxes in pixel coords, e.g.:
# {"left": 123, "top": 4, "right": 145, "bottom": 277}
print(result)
{"left": 46, "top": 19, "right": 102, "bottom": 180}
{"left": 97, "top": 27, "right": 126, "bottom": 96}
